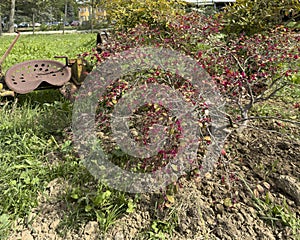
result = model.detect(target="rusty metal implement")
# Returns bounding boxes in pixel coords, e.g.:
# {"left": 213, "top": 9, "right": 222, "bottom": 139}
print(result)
{"left": 1, "top": 31, "right": 108, "bottom": 99}
{"left": 5, "top": 59, "right": 71, "bottom": 94}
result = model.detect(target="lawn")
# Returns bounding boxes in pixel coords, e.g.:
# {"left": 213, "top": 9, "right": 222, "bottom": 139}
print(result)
{"left": 0, "top": 33, "right": 96, "bottom": 73}
{"left": 0, "top": 33, "right": 133, "bottom": 239}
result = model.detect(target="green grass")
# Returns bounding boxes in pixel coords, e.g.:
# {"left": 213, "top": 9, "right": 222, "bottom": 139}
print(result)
{"left": 251, "top": 85, "right": 300, "bottom": 123}
{"left": 0, "top": 33, "right": 133, "bottom": 239}
{"left": 0, "top": 98, "right": 60, "bottom": 238}
{"left": 0, "top": 91, "right": 132, "bottom": 239}
{"left": 256, "top": 191, "right": 300, "bottom": 238}
{"left": 240, "top": 175, "right": 300, "bottom": 238}
{"left": 0, "top": 33, "right": 96, "bottom": 73}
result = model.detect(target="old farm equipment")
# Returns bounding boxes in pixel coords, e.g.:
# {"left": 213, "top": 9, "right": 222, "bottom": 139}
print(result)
{"left": 0, "top": 32, "right": 104, "bottom": 100}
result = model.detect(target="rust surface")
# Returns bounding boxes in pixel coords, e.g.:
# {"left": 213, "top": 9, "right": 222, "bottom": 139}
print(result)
{"left": 5, "top": 60, "right": 71, "bottom": 94}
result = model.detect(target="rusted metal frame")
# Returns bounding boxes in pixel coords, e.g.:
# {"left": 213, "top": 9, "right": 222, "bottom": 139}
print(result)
{"left": 0, "top": 32, "right": 20, "bottom": 66}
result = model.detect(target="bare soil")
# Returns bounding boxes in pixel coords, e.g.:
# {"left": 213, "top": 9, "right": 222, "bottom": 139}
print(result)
{"left": 8, "top": 121, "right": 300, "bottom": 240}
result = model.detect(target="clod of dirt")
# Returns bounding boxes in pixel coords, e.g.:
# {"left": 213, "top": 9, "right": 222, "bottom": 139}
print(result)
{"left": 275, "top": 175, "right": 300, "bottom": 206}
{"left": 21, "top": 230, "right": 34, "bottom": 240}
{"left": 105, "top": 209, "right": 151, "bottom": 239}
{"left": 84, "top": 221, "right": 101, "bottom": 239}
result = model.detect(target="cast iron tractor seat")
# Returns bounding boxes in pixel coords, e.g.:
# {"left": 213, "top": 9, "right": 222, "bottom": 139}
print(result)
{"left": 5, "top": 59, "right": 71, "bottom": 94}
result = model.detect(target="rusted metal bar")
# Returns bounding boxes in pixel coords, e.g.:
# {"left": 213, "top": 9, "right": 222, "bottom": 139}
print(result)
{"left": 54, "top": 56, "right": 69, "bottom": 67}
{"left": 0, "top": 32, "right": 20, "bottom": 66}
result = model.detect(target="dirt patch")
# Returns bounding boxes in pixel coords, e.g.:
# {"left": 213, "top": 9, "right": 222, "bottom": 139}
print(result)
{"left": 8, "top": 122, "right": 300, "bottom": 239}
{"left": 104, "top": 123, "right": 300, "bottom": 239}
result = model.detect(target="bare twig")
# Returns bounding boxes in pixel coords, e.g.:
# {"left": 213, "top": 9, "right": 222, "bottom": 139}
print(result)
{"left": 258, "top": 84, "right": 287, "bottom": 102}
{"left": 242, "top": 124, "right": 300, "bottom": 142}
{"left": 238, "top": 116, "right": 300, "bottom": 125}
{"left": 230, "top": 53, "right": 255, "bottom": 113}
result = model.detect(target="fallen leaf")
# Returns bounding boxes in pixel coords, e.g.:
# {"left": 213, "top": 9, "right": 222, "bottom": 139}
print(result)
{"left": 166, "top": 195, "right": 175, "bottom": 203}
{"left": 224, "top": 197, "right": 232, "bottom": 207}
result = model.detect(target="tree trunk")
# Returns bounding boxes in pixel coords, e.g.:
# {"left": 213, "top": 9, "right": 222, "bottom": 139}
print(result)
{"left": 91, "top": 0, "right": 94, "bottom": 33}
{"left": 0, "top": 4, "right": 2, "bottom": 36}
{"left": 63, "top": 0, "right": 68, "bottom": 34}
{"left": 8, "top": 0, "right": 15, "bottom": 33}
{"left": 32, "top": 12, "right": 35, "bottom": 34}
{"left": 0, "top": 15, "right": 2, "bottom": 36}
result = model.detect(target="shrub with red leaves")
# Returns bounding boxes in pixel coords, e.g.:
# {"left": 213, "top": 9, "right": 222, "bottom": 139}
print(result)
{"left": 77, "top": 12, "right": 299, "bottom": 179}
{"left": 85, "top": 12, "right": 299, "bottom": 122}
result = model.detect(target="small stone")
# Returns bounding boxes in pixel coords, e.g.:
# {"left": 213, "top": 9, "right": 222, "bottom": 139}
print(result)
{"left": 242, "top": 166, "right": 249, "bottom": 171}
{"left": 256, "top": 184, "right": 264, "bottom": 193}
{"left": 84, "top": 221, "right": 99, "bottom": 235}
{"left": 241, "top": 208, "right": 254, "bottom": 223}
{"left": 21, "top": 230, "right": 34, "bottom": 240}
{"left": 45, "top": 233, "right": 57, "bottom": 240}
{"left": 253, "top": 189, "right": 259, "bottom": 198}
{"left": 49, "top": 219, "right": 60, "bottom": 230}
{"left": 248, "top": 207, "right": 256, "bottom": 216}
{"left": 265, "top": 191, "right": 275, "bottom": 203}
{"left": 47, "top": 178, "right": 61, "bottom": 189}
{"left": 97, "top": 132, "right": 105, "bottom": 138}
{"left": 236, "top": 213, "right": 244, "bottom": 222}
{"left": 41, "top": 222, "right": 49, "bottom": 233}
{"left": 276, "top": 175, "right": 300, "bottom": 205}
{"left": 215, "top": 204, "right": 224, "bottom": 214}
{"left": 115, "top": 232, "right": 125, "bottom": 240}
{"left": 204, "top": 172, "right": 212, "bottom": 180}
{"left": 263, "top": 182, "right": 271, "bottom": 190}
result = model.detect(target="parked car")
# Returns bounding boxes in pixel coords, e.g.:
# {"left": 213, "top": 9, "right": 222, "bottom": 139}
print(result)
{"left": 52, "top": 22, "right": 61, "bottom": 26}
{"left": 29, "top": 22, "right": 41, "bottom": 27}
{"left": 1, "top": 23, "right": 17, "bottom": 30}
{"left": 70, "top": 21, "right": 80, "bottom": 26}
{"left": 18, "top": 22, "right": 29, "bottom": 28}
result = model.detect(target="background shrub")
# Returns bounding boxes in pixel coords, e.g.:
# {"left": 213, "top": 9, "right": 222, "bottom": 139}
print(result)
{"left": 103, "top": 0, "right": 185, "bottom": 31}
{"left": 221, "top": 0, "right": 300, "bottom": 35}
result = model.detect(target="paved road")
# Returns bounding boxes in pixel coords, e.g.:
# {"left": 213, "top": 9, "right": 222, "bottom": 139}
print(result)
{"left": 1, "top": 29, "right": 111, "bottom": 36}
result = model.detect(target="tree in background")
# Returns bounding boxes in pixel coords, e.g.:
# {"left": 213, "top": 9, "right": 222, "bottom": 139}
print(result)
{"left": 17, "top": 0, "right": 62, "bottom": 24}
{"left": 0, "top": 0, "right": 79, "bottom": 30}
{"left": 7, "top": 0, "right": 16, "bottom": 33}
{"left": 67, "top": 2, "right": 76, "bottom": 23}
{"left": 103, "top": 0, "right": 186, "bottom": 31}
{"left": 222, "top": 0, "right": 300, "bottom": 35}
{"left": 0, "top": 2, "right": 6, "bottom": 35}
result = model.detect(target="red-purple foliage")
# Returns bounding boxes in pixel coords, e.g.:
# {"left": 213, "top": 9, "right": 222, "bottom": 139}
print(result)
{"left": 84, "top": 12, "right": 299, "bottom": 120}
{"left": 78, "top": 12, "right": 299, "bottom": 177}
